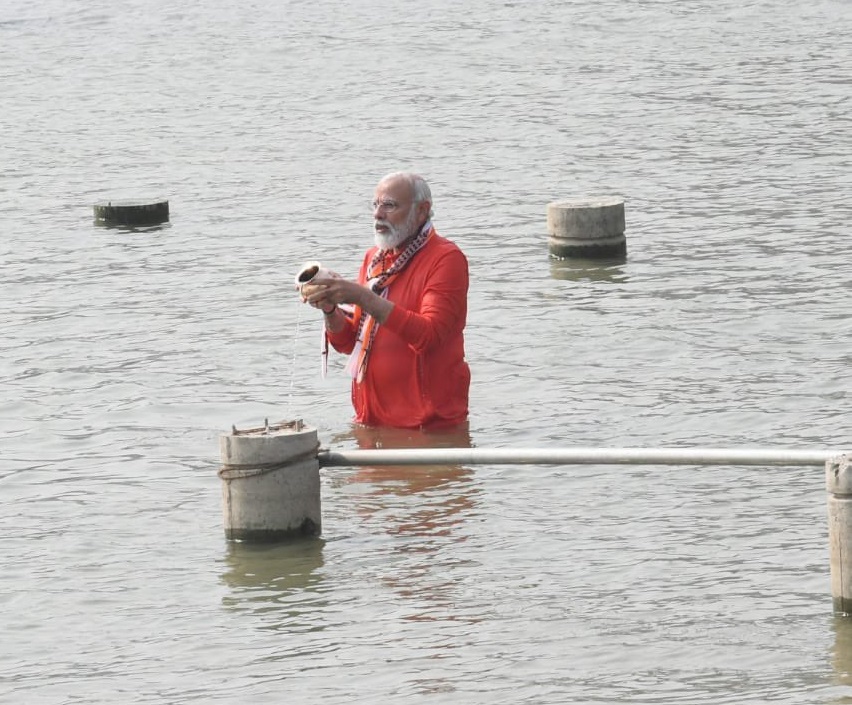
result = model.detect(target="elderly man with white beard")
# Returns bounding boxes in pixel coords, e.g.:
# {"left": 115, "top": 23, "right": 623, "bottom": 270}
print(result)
{"left": 299, "top": 171, "right": 470, "bottom": 429}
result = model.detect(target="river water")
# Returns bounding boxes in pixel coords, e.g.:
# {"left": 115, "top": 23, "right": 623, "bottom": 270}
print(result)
{"left": 2, "top": 0, "right": 852, "bottom": 702}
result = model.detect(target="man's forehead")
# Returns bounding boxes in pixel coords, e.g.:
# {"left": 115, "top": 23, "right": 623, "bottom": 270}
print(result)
{"left": 375, "top": 177, "right": 412, "bottom": 198}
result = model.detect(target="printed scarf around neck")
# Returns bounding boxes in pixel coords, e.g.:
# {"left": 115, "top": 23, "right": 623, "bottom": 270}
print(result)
{"left": 346, "top": 222, "right": 435, "bottom": 382}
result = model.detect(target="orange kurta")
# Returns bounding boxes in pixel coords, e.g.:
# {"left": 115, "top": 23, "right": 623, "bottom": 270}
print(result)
{"left": 327, "top": 232, "right": 470, "bottom": 428}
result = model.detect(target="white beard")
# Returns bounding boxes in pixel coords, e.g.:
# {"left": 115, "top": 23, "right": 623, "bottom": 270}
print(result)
{"left": 374, "top": 207, "right": 420, "bottom": 250}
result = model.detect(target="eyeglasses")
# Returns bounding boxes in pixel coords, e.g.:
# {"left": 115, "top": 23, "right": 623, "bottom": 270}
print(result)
{"left": 369, "top": 198, "right": 422, "bottom": 213}
{"left": 370, "top": 199, "right": 402, "bottom": 213}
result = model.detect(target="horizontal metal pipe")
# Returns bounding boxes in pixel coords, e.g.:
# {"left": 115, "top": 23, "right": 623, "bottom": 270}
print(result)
{"left": 318, "top": 447, "right": 846, "bottom": 468}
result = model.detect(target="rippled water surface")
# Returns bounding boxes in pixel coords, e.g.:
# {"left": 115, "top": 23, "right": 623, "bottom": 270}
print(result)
{"left": 2, "top": 0, "right": 852, "bottom": 702}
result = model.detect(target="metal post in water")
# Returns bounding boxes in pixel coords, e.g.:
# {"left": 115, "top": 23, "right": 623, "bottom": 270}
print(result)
{"left": 218, "top": 419, "right": 321, "bottom": 542}
{"left": 827, "top": 454, "right": 852, "bottom": 614}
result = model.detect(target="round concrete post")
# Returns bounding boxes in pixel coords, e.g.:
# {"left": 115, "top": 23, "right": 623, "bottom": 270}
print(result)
{"left": 94, "top": 199, "right": 169, "bottom": 226}
{"left": 219, "top": 419, "right": 321, "bottom": 542}
{"left": 827, "top": 453, "right": 852, "bottom": 613}
{"left": 547, "top": 197, "right": 626, "bottom": 258}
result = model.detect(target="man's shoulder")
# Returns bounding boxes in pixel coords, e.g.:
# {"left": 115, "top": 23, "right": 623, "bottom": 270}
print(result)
{"left": 423, "top": 232, "right": 468, "bottom": 280}
{"left": 429, "top": 231, "right": 466, "bottom": 257}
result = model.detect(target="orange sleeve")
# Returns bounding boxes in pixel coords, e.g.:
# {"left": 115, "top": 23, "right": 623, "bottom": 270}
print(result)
{"left": 325, "top": 308, "right": 358, "bottom": 354}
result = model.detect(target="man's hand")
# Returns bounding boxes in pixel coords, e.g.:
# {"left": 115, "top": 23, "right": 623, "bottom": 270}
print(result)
{"left": 301, "top": 272, "right": 394, "bottom": 325}
{"left": 299, "top": 270, "right": 343, "bottom": 314}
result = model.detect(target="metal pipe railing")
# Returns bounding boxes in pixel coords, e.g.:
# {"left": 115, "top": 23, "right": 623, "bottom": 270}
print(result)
{"left": 318, "top": 446, "right": 843, "bottom": 468}
{"left": 220, "top": 422, "right": 852, "bottom": 613}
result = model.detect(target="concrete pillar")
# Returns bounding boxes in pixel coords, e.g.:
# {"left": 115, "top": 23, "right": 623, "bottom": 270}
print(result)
{"left": 547, "top": 197, "right": 626, "bottom": 258}
{"left": 827, "top": 453, "right": 852, "bottom": 613}
{"left": 94, "top": 199, "right": 169, "bottom": 226}
{"left": 219, "top": 419, "right": 321, "bottom": 542}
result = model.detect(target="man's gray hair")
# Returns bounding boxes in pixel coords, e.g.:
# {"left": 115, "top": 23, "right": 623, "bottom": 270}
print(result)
{"left": 381, "top": 171, "right": 435, "bottom": 218}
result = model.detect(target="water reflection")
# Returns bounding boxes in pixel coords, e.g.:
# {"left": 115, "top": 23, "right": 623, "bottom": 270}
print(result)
{"left": 339, "top": 424, "right": 478, "bottom": 527}
{"left": 344, "top": 424, "right": 478, "bottom": 535}
{"left": 353, "top": 461, "right": 477, "bottom": 541}
{"left": 549, "top": 255, "right": 628, "bottom": 283}
{"left": 332, "top": 422, "right": 475, "bottom": 451}
{"left": 338, "top": 424, "right": 482, "bottom": 623}
{"left": 92, "top": 221, "right": 173, "bottom": 234}
{"left": 220, "top": 539, "right": 327, "bottom": 629}
{"left": 832, "top": 615, "right": 852, "bottom": 701}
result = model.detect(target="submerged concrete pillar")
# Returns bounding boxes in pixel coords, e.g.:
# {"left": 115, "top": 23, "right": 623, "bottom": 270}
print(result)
{"left": 827, "top": 454, "right": 852, "bottom": 613}
{"left": 218, "top": 419, "right": 321, "bottom": 542}
{"left": 94, "top": 199, "right": 169, "bottom": 226}
{"left": 547, "top": 197, "right": 626, "bottom": 258}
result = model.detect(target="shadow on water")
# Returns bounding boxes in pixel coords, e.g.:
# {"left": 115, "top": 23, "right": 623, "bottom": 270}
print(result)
{"left": 220, "top": 539, "right": 327, "bottom": 627}
{"left": 549, "top": 255, "right": 628, "bottom": 283}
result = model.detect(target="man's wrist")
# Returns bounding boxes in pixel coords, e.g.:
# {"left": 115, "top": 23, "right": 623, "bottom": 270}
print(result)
{"left": 322, "top": 304, "right": 337, "bottom": 315}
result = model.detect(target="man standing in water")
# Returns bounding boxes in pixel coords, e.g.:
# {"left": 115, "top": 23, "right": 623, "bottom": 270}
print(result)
{"left": 299, "top": 172, "right": 470, "bottom": 429}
